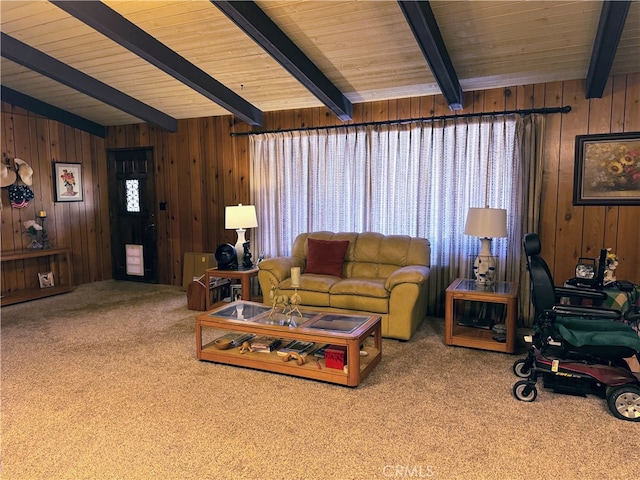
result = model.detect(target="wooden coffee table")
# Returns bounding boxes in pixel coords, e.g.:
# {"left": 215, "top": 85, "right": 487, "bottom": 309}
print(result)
{"left": 195, "top": 301, "right": 382, "bottom": 386}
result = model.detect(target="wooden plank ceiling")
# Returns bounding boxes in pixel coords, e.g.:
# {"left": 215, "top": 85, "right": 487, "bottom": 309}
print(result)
{"left": 1, "top": 0, "right": 639, "bottom": 134}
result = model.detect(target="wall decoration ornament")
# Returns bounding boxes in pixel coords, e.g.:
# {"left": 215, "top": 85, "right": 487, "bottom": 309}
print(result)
{"left": 23, "top": 220, "right": 43, "bottom": 249}
{"left": 53, "top": 162, "right": 83, "bottom": 202}
{"left": 14, "top": 158, "right": 33, "bottom": 185}
{"left": 1, "top": 160, "right": 17, "bottom": 187}
{"left": 573, "top": 132, "right": 640, "bottom": 206}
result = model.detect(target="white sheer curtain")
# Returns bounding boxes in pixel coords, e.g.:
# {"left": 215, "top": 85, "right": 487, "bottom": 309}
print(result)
{"left": 250, "top": 115, "right": 522, "bottom": 314}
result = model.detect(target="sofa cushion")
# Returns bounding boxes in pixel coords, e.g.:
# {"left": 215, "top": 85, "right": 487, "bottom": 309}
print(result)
{"left": 305, "top": 238, "right": 349, "bottom": 277}
{"left": 330, "top": 294, "right": 388, "bottom": 314}
{"left": 290, "top": 274, "right": 341, "bottom": 293}
{"left": 292, "top": 290, "right": 331, "bottom": 307}
{"left": 329, "top": 278, "right": 388, "bottom": 299}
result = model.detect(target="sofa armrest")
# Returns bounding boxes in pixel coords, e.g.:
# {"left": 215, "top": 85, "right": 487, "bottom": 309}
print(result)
{"left": 257, "top": 256, "right": 305, "bottom": 283}
{"left": 385, "top": 265, "right": 430, "bottom": 290}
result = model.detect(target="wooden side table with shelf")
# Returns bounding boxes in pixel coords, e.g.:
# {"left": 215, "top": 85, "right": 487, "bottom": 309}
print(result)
{"left": 445, "top": 278, "right": 519, "bottom": 353}
{"left": 1, "top": 247, "right": 74, "bottom": 306}
{"left": 205, "top": 266, "right": 259, "bottom": 310}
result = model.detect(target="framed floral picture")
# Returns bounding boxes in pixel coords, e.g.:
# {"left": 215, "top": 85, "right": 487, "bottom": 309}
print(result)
{"left": 53, "top": 162, "right": 83, "bottom": 202}
{"left": 573, "top": 132, "right": 640, "bottom": 205}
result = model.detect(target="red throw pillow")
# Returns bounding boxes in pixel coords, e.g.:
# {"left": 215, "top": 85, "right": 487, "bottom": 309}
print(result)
{"left": 305, "top": 238, "right": 349, "bottom": 277}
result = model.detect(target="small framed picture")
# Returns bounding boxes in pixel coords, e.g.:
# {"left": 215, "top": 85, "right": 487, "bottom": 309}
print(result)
{"left": 53, "top": 162, "right": 83, "bottom": 202}
{"left": 38, "top": 271, "right": 55, "bottom": 288}
{"left": 231, "top": 284, "right": 242, "bottom": 301}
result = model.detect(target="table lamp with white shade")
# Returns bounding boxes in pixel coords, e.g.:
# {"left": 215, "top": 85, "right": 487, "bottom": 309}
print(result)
{"left": 225, "top": 204, "right": 258, "bottom": 268}
{"left": 464, "top": 207, "right": 507, "bottom": 285}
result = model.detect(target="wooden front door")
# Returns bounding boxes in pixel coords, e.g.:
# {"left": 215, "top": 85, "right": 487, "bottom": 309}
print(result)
{"left": 107, "top": 148, "right": 158, "bottom": 283}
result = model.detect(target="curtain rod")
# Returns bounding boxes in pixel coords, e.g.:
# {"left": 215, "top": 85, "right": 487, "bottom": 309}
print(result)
{"left": 230, "top": 105, "right": 571, "bottom": 137}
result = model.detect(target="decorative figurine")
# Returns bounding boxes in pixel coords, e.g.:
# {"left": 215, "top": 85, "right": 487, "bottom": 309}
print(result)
{"left": 603, "top": 249, "right": 618, "bottom": 286}
{"left": 281, "top": 352, "right": 305, "bottom": 366}
{"left": 242, "top": 241, "right": 253, "bottom": 268}
{"left": 239, "top": 341, "right": 253, "bottom": 354}
{"left": 285, "top": 289, "right": 303, "bottom": 325}
{"left": 268, "top": 278, "right": 289, "bottom": 317}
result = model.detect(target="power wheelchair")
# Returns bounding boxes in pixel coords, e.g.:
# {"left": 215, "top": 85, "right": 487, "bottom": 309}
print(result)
{"left": 512, "top": 233, "right": 640, "bottom": 421}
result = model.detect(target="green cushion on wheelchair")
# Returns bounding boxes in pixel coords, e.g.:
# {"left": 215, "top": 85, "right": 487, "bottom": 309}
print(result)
{"left": 555, "top": 316, "right": 640, "bottom": 350}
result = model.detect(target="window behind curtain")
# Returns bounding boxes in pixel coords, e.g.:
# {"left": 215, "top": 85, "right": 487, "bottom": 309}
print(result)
{"left": 250, "top": 115, "right": 521, "bottom": 315}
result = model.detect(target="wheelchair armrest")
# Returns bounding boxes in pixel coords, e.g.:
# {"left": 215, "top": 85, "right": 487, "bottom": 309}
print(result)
{"left": 624, "top": 307, "right": 640, "bottom": 323}
{"left": 555, "top": 285, "right": 607, "bottom": 301}
{"left": 552, "top": 304, "right": 621, "bottom": 320}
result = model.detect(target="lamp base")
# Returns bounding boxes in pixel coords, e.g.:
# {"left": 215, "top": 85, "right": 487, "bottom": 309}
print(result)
{"left": 473, "top": 255, "right": 497, "bottom": 285}
{"left": 473, "top": 237, "right": 496, "bottom": 285}
{"left": 235, "top": 229, "right": 247, "bottom": 267}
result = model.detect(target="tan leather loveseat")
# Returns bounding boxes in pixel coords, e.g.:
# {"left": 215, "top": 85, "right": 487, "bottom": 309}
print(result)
{"left": 257, "top": 231, "right": 431, "bottom": 340}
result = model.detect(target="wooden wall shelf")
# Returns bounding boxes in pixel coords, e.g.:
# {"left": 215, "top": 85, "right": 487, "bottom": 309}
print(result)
{"left": 1, "top": 247, "right": 74, "bottom": 306}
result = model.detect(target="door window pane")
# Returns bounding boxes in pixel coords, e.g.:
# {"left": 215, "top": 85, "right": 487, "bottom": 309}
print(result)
{"left": 125, "top": 179, "right": 140, "bottom": 212}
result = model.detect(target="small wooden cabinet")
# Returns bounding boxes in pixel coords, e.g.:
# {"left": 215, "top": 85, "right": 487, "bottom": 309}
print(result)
{"left": 445, "top": 278, "right": 519, "bottom": 353}
{"left": 1, "top": 247, "right": 73, "bottom": 306}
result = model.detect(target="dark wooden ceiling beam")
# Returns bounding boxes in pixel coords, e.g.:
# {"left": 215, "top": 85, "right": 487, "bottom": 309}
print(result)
{"left": 213, "top": 1, "right": 352, "bottom": 121}
{"left": 398, "top": 1, "right": 463, "bottom": 111}
{"left": 1, "top": 86, "right": 106, "bottom": 138}
{"left": 51, "top": 0, "right": 263, "bottom": 126}
{"left": 585, "top": 0, "right": 631, "bottom": 99}
{"left": 1, "top": 33, "right": 178, "bottom": 132}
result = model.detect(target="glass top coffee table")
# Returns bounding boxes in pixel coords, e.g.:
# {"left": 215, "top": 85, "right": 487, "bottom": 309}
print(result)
{"left": 195, "top": 301, "right": 382, "bottom": 386}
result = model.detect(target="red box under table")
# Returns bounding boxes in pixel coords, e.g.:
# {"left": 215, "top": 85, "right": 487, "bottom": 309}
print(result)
{"left": 324, "top": 345, "right": 347, "bottom": 370}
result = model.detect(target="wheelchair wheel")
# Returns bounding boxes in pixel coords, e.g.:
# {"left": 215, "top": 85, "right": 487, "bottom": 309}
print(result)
{"left": 606, "top": 385, "right": 640, "bottom": 422}
{"left": 512, "top": 359, "right": 531, "bottom": 378}
{"left": 513, "top": 380, "right": 537, "bottom": 402}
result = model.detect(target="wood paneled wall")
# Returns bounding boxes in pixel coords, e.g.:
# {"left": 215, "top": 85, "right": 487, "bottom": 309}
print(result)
{"left": 539, "top": 76, "right": 640, "bottom": 286}
{"left": 2, "top": 73, "right": 639, "bottom": 298}
{"left": 1, "top": 104, "right": 111, "bottom": 294}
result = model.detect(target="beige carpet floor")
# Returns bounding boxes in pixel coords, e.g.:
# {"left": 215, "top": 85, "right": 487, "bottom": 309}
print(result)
{"left": 1, "top": 280, "right": 638, "bottom": 480}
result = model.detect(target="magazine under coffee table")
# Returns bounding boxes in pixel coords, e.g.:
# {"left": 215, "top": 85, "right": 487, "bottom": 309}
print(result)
{"left": 195, "top": 301, "right": 382, "bottom": 387}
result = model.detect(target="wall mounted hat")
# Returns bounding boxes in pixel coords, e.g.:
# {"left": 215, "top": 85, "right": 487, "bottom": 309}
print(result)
{"left": 13, "top": 158, "right": 33, "bottom": 186}
{"left": 1, "top": 162, "right": 17, "bottom": 187}
{"left": 8, "top": 183, "right": 35, "bottom": 208}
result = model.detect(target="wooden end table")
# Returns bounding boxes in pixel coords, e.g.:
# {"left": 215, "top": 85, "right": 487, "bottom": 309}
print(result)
{"left": 205, "top": 266, "right": 259, "bottom": 310}
{"left": 445, "top": 278, "right": 519, "bottom": 353}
